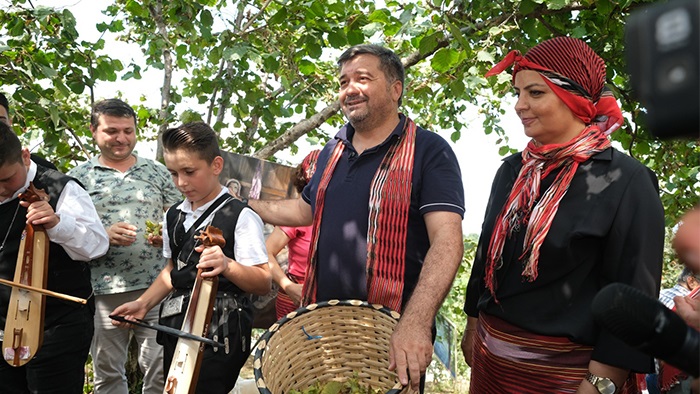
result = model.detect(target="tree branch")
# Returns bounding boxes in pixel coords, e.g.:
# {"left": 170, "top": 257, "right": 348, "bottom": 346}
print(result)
{"left": 148, "top": 0, "right": 173, "bottom": 160}
{"left": 239, "top": 0, "right": 274, "bottom": 34}
{"left": 253, "top": 101, "right": 340, "bottom": 159}
{"left": 252, "top": 3, "right": 597, "bottom": 159}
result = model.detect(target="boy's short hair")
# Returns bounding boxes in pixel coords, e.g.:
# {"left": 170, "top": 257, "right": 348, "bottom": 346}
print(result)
{"left": 90, "top": 98, "right": 137, "bottom": 129}
{"left": 0, "top": 121, "right": 23, "bottom": 167}
{"left": 161, "top": 122, "right": 221, "bottom": 164}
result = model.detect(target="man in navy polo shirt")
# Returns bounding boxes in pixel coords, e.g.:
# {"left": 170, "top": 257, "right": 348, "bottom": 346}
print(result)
{"left": 249, "top": 44, "right": 464, "bottom": 392}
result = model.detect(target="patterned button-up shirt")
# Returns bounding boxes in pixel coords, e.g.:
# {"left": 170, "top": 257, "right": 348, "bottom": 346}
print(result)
{"left": 658, "top": 283, "right": 690, "bottom": 309}
{"left": 69, "top": 155, "right": 182, "bottom": 295}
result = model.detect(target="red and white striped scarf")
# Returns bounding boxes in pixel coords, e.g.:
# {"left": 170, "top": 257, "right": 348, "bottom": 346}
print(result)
{"left": 302, "top": 118, "right": 417, "bottom": 313}
{"left": 484, "top": 127, "right": 611, "bottom": 296}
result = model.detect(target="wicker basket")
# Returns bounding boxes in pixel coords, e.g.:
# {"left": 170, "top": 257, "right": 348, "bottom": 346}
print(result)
{"left": 253, "top": 299, "right": 407, "bottom": 394}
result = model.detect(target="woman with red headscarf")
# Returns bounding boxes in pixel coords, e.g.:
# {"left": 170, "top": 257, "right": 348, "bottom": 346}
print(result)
{"left": 266, "top": 150, "right": 320, "bottom": 319}
{"left": 461, "top": 37, "right": 665, "bottom": 393}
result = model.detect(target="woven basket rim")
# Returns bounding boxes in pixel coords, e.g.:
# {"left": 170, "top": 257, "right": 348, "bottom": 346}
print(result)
{"left": 253, "top": 299, "right": 404, "bottom": 394}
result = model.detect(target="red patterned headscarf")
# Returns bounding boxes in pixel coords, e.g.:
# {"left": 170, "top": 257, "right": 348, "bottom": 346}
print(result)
{"left": 486, "top": 36, "right": 623, "bottom": 134}
{"left": 483, "top": 37, "right": 615, "bottom": 297}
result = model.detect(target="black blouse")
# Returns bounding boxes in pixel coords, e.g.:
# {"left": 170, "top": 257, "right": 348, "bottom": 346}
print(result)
{"left": 464, "top": 147, "right": 665, "bottom": 372}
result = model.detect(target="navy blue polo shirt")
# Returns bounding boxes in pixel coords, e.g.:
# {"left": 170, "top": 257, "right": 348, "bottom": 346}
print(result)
{"left": 301, "top": 115, "right": 465, "bottom": 306}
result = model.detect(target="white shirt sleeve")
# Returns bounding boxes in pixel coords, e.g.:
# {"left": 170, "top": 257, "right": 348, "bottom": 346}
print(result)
{"left": 45, "top": 180, "right": 109, "bottom": 261}
{"left": 162, "top": 210, "right": 172, "bottom": 259}
{"left": 234, "top": 208, "right": 268, "bottom": 266}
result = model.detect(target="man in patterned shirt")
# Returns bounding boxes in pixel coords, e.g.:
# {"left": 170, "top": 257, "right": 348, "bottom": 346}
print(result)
{"left": 659, "top": 268, "right": 700, "bottom": 309}
{"left": 645, "top": 267, "right": 700, "bottom": 393}
{"left": 69, "top": 99, "right": 181, "bottom": 394}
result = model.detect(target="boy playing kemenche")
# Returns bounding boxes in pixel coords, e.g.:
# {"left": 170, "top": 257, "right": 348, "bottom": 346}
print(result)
{"left": 111, "top": 121, "right": 270, "bottom": 394}
{"left": 0, "top": 121, "right": 109, "bottom": 393}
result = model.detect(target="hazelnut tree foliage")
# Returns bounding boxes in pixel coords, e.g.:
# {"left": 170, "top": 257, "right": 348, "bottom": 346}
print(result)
{"left": 1, "top": 0, "right": 697, "bottom": 258}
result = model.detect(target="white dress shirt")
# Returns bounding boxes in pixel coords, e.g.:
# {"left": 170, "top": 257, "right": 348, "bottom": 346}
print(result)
{"left": 0, "top": 161, "right": 109, "bottom": 261}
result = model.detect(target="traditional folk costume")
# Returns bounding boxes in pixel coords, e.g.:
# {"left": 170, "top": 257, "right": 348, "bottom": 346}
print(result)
{"left": 160, "top": 188, "right": 267, "bottom": 394}
{"left": 0, "top": 163, "right": 108, "bottom": 393}
{"left": 301, "top": 115, "right": 465, "bottom": 313}
{"left": 465, "top": 37, "right": 664, "bottom": 393}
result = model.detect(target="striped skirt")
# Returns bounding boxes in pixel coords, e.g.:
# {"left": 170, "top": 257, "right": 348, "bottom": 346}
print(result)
{"left": 469, "top": 313, "right": 639, "bottom": 394}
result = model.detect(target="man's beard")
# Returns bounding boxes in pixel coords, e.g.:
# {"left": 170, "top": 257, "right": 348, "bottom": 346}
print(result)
{"left": 346, "top": 108, "right": 370, "bottom": 126}
{"left": 343, "top": 99, "right": 370, "bottom": 128}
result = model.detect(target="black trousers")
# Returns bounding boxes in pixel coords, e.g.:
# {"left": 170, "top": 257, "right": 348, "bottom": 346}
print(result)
{"left": 0, "top": 305, "right": 94, "bottom": 394}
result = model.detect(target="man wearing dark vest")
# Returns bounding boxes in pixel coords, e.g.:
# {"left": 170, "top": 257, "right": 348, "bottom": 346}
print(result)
{"left": 0, "top": 121, "right": 108, "bottom": 393}
{"left": 248, "top": 44, "right": 465, "bottom": 392}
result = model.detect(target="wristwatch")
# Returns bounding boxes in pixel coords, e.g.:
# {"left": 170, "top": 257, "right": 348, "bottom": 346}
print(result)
{"left": 585, "top": 371, "right": 617, "bottom": 394}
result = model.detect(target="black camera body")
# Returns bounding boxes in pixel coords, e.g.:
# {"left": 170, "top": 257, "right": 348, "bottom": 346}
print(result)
{"left": 626, "top": 0, "right": 700, "bottom": 139}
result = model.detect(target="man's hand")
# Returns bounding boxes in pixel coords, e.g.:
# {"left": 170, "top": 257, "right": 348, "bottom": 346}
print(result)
{"left": 675, "top": 295, "right": 700, "bottom": 330}
{"left": 110, "top": 299, "right": 148, "bottom": 328}
{"left": 107, "top": 222, "right": 138, "bottom": 246}
{"left": 388, "top": 318, "right": 433, "bottom": 391}
{"left": 22, "top": 199, "right": 60, "bottom": 229}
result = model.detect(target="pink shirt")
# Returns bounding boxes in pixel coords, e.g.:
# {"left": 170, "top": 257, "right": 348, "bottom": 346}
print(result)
{"left": 280, "top": 225, "right": 312, "bottom": 279}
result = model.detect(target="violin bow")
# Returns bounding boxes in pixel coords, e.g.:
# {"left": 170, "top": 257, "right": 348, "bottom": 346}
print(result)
{"left": 108, "top": 314, "right": 224, "bottom": 348}
{"left": 0, "top": 278, "right": 87, "bottom": 304}
{"left": 0, "top": 183, "right": 90, "bottom": 304}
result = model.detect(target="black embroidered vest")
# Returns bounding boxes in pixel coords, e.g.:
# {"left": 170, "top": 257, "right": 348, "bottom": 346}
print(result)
{"left": 166, "top": 196, "right": 247, "bottom": 294}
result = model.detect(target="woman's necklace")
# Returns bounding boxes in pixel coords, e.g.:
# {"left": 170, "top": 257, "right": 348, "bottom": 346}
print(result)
{"left": 0, "top": 202, "right": 22, "bottom": 252}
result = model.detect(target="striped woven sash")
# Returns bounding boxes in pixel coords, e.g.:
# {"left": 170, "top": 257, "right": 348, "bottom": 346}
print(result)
{"left": 302, "top": 118, "right": 417, "bottom": 313}
{"left": 470, "top": 313, "right": 640, "bottom": 394}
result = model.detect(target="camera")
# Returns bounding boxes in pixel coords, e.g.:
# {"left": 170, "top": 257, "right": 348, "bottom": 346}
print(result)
{"left": 626, "top": 0, "right": 699, "bottom": 139}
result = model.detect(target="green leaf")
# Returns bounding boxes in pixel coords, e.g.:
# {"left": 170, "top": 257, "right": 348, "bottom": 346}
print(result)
{"left": 476, "top": 50, "right": 495, "bottom": 63}
{"left": 519, "top": 0, "right": 541, "bottom": 14}
{"left": 347, "top": 30, "right": 365, "bottom": 45}
{"left": 124, "top": 0, "right": 147, "bottom": 18}
{"left": 298, "top": 59, "right": 316, "bottom": 75}
{"left": 200, "top": 9, "right": 213, "bottom": 27}
{"left": 268, "top": 8, "right": 288, "bottom": 26}
{"left": 320, "top": 381, "right": 343, "bottom": 394}
{"left": 368, "top": 9, "right": 390, "bottom": 23}
{"left": 446, "top": 20, "right": 469, "bottom": 50}
{"left": 67, "top": 80, "right": 85, "bottom": 94}
{"left": 431, "top": 47, "right": 460, "bottom": 73}
{"left": 305, "top": 39, "right": 323, "bottom": 59}
{"left": 327, "top": 30, "right": 347, "bottom": 48}
{"left": 571, "top": 25, "right": 588, "bottom": 39}
{"left": 449, "top": 79, "right": 466, "bottom": 97}
{"left": 596, "top": 0, "right": 614, "bottom": 16}
{"left": 49, "top": 105, "right": 60, "bottom": 129}
{"left": 545, "top": 0, "right": 569, "bottom": 10}
{"left": 361, "top": 22, "right": 383, "bottom": 36}
{"left": 418, "top": 32, "right": 443, "bottom": 56}
{"left": 17, "top": 89, "right": 39, "bottom": 102}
